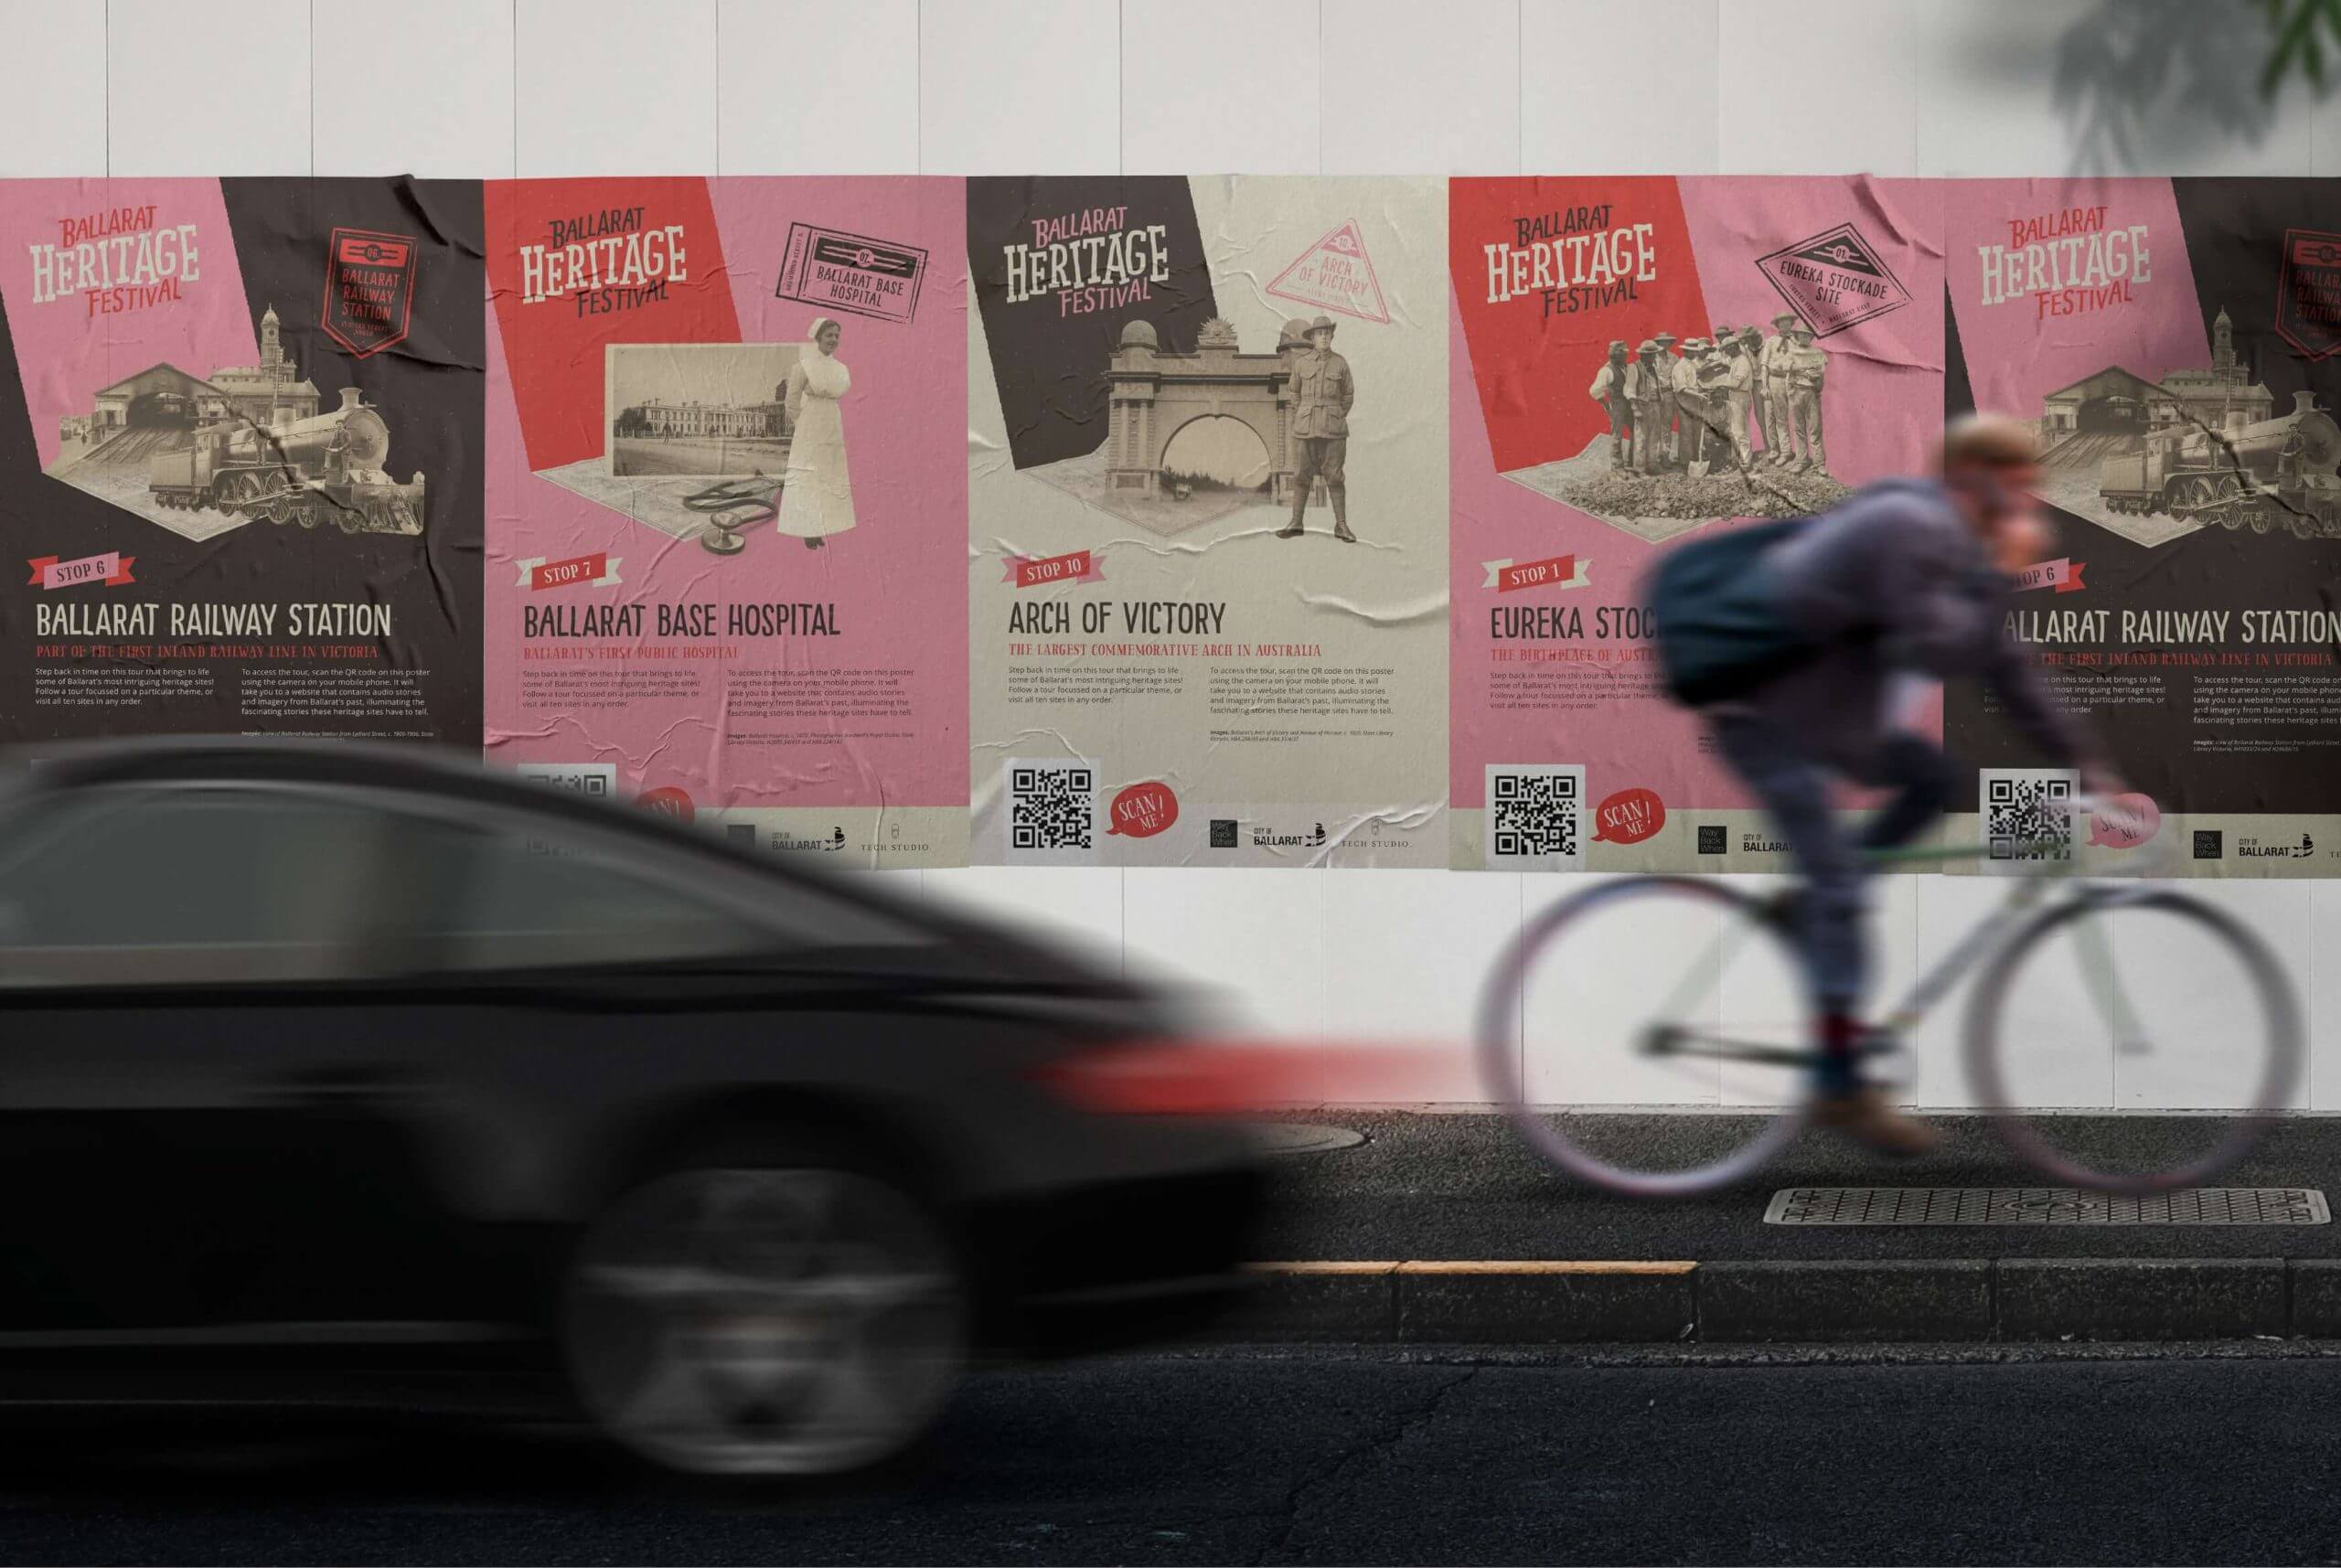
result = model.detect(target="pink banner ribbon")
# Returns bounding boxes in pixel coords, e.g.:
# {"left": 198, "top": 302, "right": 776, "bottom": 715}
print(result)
{"left": 1004, "top": 549, "right": 1106, "bottom": 588}
{"left": 27, "top": 551, "right": 134, "bottom": 590}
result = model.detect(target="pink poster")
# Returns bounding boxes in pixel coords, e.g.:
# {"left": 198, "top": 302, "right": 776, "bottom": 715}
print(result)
{"left": 1449, "top": 176, "right": 1946, "bottom": 869}
{"left": 485, "top": 177, "right": 967, "bottom": 865}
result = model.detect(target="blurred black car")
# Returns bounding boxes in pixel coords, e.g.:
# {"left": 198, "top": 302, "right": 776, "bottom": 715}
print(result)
{"left": 0, "top": 741, "right": 1262, "bottom": 1476}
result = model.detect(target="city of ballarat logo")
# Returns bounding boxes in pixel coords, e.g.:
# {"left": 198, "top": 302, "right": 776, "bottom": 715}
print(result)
{"left": 2276, "top": 228, "right": 2341, "bottom": 360}
{"left": 1754, "top": 223, "right": 1910, "bottom": 337}
{"left": 1266, "top": 219, "right": 1390, "bottom": 325}
{"left": 1252, "top": 822, "right": 1329, "bottom": 849}
{"left": 321, "top": 227, "right": 418, "bottom": 358}
{"left": 774, "top": 826, "right": 849, "bottom": 853}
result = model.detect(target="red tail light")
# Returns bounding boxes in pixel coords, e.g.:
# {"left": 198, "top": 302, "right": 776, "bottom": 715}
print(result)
{"left": 1032, "top": 1039, "right": 1462, "bottom": 1115}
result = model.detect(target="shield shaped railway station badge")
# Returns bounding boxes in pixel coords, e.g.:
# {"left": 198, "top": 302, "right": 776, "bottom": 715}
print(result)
{"left": 2277, "top": 228, "right": 2341, "bottom": 360}
{"left": 321, "top": 227, "right": 418, "bottom": 358}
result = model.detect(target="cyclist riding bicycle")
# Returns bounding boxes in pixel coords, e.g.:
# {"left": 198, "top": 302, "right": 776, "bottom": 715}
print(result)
{"left": 1669, "top": 415, "right": 2123, "bottom": 1155}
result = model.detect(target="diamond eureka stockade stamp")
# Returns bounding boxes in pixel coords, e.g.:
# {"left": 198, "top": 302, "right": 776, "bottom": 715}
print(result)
{"left": 1754, "top": 222, "right": 1910, "bottom": 337}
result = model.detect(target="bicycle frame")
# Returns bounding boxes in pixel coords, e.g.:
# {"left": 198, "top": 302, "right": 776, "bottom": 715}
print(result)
{"left": 1652, "top": 801, "right": 2164, "bottom": 1072}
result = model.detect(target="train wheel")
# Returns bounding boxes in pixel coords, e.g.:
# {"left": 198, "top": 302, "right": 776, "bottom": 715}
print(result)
{"left": 383, "top": 499, "right": 421, "bottom": 536}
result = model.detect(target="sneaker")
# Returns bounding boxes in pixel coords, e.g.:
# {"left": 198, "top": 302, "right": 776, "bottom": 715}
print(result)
{"left": 1811, "top": 1086, "right": 1941, "bottom": 1158}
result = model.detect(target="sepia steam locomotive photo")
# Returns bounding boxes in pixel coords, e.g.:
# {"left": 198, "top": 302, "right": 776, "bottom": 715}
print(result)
{"left": 146, "top": 386, "right": 427, "bottom": 536}
{"left": 2098, "top": 389, "right": 2341, "bottom": 539}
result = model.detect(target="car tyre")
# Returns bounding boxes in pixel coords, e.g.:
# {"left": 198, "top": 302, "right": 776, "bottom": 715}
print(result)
{"left": 561, "top": 1157, "right": 967, "bottom": 1478}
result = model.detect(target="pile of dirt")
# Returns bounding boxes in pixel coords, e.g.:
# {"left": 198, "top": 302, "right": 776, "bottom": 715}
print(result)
{"left": 1560, "top": 464, "right": 1851, "bottom": 521}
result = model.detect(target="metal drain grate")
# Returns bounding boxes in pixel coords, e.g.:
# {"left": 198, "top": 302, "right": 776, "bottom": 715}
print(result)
{"left": 1765, "top": 1187, "right": 2330, "bottom": 1226}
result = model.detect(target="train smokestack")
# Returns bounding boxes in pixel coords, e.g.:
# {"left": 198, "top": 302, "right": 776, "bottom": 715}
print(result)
{"left": 2296, "top": 389, "right": 2320, "bottom": 416}
{"left": 338, "top": 387, "right": 363, "bottom": 412}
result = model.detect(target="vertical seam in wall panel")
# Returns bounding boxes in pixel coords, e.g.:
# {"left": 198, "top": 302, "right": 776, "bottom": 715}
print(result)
{"left": 714, "top": 0, "right": 722, "bottom": 176}
{"left": 511, "top": 0, "right": 520, "bottom": 176}
{"left": 915, "top": 0, "right": 924, "bottom": 173}
{"left": 102, "top": 0, "right": 111, "bottom": 176}
{"left": 1316, "top": 0, "right": 1324, "bottom": 176}
{"left": 309, "top": 0, "right": 316, "bottom": 177}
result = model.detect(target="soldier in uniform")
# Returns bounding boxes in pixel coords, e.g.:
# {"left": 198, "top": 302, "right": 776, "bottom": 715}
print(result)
{"left": 1626, "top": 337, "right": 1669, "bottom": 474}
{"left": 1760, "top": 310, "right": 1801, "bottom": 468}
{"left": 1673, "top": 337, "right": 1712, "bottom": 470}
{"left": 1277, "top": 315, "right": 1357, "bottom": 543}
{"left": 1587, "top": 339, "right": 1634, "bottom": 468}
{"left": 1785, "top": 321, "right": 1827, "bottom": 475}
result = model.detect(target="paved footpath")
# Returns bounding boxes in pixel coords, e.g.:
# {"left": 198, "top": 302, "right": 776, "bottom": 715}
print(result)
{"left": 1240, "top": 1111, "right": 2341, "bottom": 1342}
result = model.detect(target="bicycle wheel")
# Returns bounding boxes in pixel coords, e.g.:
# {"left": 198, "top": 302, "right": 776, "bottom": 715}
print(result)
{"left": 1480, "top": 876, "right": 1815, "bottom": 1196}
{"left": 1965, "top": 890, "right": 2303, "bottom": 1193}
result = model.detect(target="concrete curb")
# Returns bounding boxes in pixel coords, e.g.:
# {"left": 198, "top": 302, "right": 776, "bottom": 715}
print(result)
{"left": 1229, "top": 1259, "right": 2328, "bottom": 1344}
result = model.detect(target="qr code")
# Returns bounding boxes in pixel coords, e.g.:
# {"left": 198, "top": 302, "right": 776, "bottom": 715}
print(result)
{"left": 1010, "top": 762, "right": 1095, "bottom": 851}
{"left": 515, "top": 762, "right": 617, "bottom": 800}
{"left": 1489, "top": 764, "right": 1585, "bottom": 864}
{"left": 1983, "top": 769, "right": 2078, "bottom": 866}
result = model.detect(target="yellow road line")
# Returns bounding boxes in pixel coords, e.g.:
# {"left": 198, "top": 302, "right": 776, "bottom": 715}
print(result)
{"left": 1246, "top": 1260, "right": 1697, "bottom": 1276}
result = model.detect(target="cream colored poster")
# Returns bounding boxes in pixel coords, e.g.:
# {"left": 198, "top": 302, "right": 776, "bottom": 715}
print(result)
{"left": 967, "top": 176, "right": 1448, "bottom": 866}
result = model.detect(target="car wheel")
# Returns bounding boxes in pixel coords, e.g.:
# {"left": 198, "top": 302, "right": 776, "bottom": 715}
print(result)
{"left": 561, "top": 1163, "right": 967, "bottom": 1477}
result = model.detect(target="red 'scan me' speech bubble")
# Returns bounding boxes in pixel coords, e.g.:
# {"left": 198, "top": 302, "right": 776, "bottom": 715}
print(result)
{"left": 2088, "top": 793, "right": 2161, "bottom": 848}
{"left": 1106, "top": 781, "right": 1179, "bottom": 838}
{"left": 1593, "top": 786, "right": 1665, "bottom": 846}
{"left": 635, "top": 786, "right": 695, "bottom": 824}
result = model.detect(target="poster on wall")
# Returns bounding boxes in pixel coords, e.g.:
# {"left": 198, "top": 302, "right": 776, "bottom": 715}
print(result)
{"left": 485, "top": 176, "right": 967, "bottom": 866}
{"left": 967, "top": 176, "right": 1448, "bottom": 866}
{"left": 1448, "top": 176, "right": 1946, "bottom": 869}
{"left": 0, "top": 176, "right": 482, "bottom": 746}
{"left": 1946, "top": 177, "right": 2341, "bottom": 877}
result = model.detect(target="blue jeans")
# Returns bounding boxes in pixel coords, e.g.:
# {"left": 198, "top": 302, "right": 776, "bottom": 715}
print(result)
{"left": 1711, "top": 713, "right": 1957, "bottom": 1014}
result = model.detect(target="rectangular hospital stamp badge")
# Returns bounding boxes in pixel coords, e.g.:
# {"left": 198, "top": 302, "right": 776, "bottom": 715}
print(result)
{"left": 1267, "top": 219, "right": 1390, "bottom": 324}
{"left": 320, "top": 228, "right": 418, "bottom": 357}
{"left": 1755, "top": 223, "right": 1909, "bottom": 337}
{"left": 776, "top": 222, "right": 928, "bottom": 325}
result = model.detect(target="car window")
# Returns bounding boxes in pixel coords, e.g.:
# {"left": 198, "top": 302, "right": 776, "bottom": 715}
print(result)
{"left": 0, "top": 786, "right": 393, "bottom": 986}
{"left": 0, "top": 781, "right": 939, "bottom": 987}
{"left": 364, "top": 805, "right": 938, "bottom": 976}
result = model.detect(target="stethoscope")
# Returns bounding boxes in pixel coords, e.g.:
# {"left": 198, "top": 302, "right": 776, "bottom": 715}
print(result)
{"left": 682, "top": 474, "right": 783, "bottom": 555}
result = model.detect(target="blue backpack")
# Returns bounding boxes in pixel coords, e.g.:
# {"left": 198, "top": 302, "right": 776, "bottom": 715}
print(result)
{"left": 1646, "top": 480, "right": 1939, "bottom": 705}
{"left": 1644, "top": 516, "right": 1816, "bottom": 706}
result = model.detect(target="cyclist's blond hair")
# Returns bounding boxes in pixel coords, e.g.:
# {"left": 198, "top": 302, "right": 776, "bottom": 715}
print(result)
{"left": 1940, "top": 413, "right": 2038, "bottom": 473}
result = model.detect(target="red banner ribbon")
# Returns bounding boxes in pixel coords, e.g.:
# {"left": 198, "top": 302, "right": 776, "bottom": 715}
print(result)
{"left": 1480, "top": 553, "right": 1589, "bottom": 592}
{"left": 27, "top": 551, "right": 134, "bottom": 590}
{"left": 1004, "top": 549, "right": 1106, "bottom": 589}
{"left": 2015, "top": 557, "right": 2086, "bottom": 594}
{"left": 517, "top": 552, "right": 622, "bottom": 590}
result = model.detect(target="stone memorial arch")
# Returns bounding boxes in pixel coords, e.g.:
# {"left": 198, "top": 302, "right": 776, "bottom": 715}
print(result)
{"left": 1104, "top": 317, "right": 1303, "bottom": 502}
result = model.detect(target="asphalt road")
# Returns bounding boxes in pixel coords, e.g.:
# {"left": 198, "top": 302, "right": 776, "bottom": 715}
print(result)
{"left": 6, "top": 1348, "right": 2341, "bottom": 1563}
{"left": 1256, "top": 1110, "right": 2341, "bottom": 1260}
